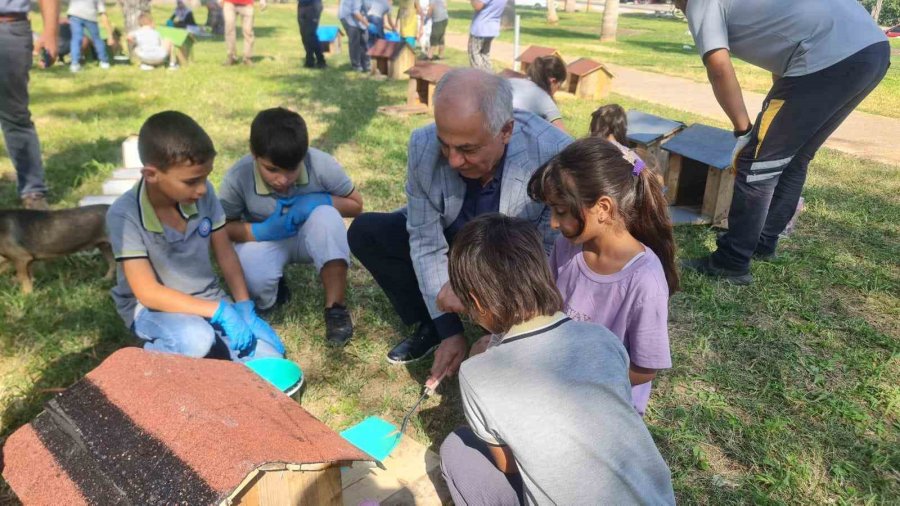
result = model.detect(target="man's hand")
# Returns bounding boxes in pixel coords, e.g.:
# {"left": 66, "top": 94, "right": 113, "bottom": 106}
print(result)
{"left": 40, "top": 36, "right": 58, "bottom": 68}
{"left": 469, "top": 334, "right": 492, "bottom": 358}
{"left": 38, "top": 0, "right": 59, "bottom": 67}
{"left": 436, "top": 282, "right": 465, "bottom": 314}
{"left": 731, "top": 130, "right": 753, "bottom": 169}
{"left": 428, "top": 334, "right": 467, "bottom": 384}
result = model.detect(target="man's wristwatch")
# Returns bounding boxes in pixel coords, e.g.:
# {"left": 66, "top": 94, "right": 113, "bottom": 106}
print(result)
{"left": 734, "top": 125, "right": 753, "bottom": 138}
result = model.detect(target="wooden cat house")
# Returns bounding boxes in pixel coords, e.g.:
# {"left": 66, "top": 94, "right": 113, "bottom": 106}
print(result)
{"left": 367, "top": 39, "right": 416, "bottom": 80}
{"left": 661, "top": 124, "right": 737, "bottom": 227}
{"left": 406, "top": 61, "right": 452, "bottom": 112}
{"left": 2, "top": 348, "right": 371, "bottom": 505}
{"left": 516, "top": 45, "right": 561, "bottom": 75}
{"left": 565, "top": 58, "right": 614, "bottom": 100}
{"left": 625, "top": 110, "right": 685, "bottom": 179}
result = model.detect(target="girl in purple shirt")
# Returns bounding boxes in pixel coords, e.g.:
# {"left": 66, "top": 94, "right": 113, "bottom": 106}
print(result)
{"left": 528, "top": 137, "right": 680, "bottom": 415}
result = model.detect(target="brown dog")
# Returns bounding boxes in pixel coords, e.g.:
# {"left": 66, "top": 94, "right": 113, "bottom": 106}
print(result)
{"left": 0, "top": 205, "right": 114, "bottom": 294}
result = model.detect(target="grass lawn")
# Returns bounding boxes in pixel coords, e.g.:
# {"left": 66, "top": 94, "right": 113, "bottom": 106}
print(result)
{"left": 2, "top": 3, "right": 899, "bottom": 503}
{"left": 444, "top": 3, "right": 900, "bottom": 119}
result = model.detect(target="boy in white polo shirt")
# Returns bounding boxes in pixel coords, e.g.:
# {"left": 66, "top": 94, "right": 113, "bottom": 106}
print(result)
{"left": 107, "top": 111, "right": 285, "bottom": 361}
{"left": 218, "top": 107, "right": 364, "bottom": 347}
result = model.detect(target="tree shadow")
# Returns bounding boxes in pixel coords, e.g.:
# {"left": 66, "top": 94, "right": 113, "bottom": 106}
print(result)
{"left": 40, "top": 136, "right": 126, "bottom": 206}
{"left": 29, "top": 81, "right": 134, "bottom": 106}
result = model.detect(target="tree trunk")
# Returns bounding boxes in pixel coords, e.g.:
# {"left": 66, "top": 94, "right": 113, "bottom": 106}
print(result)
{"left": 118, "top": 0, "right": 151, "bottom": 33}
{"left": 599, "top": 0, "right": 618, "bottom": 42}
{"left": 872, "top": 0, "right": 884, "bottom": 23}
{"left": 547, "top": 0, "right": 559, "bottom": 24}
{"left": 501, "top": 0, "right": 516, "bottom": 30}
{"left": 585, "top": 0, "right": 592, "bottom": 13}
{"left": 564, "top": 0, "right": 576, "bottom": 13}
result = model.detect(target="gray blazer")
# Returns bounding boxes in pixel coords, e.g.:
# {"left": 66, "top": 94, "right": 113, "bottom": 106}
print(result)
{"left": 405, "top": 110, "right": 572, "bottom": 320}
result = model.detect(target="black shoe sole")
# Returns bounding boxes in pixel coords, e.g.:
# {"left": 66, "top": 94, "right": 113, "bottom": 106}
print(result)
{"left": 326, "top": 333, "right": 353, "bottom": 348}
{"left": 681, "top": 258, "right": 754, "bottom": 286}
{"left": 386, "top": 344, "right": 439, "bottom": 365}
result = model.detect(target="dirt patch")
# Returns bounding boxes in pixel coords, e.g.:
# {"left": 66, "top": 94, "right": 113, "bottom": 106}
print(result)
{"left": 831, "top": 288, "right": 899, "bottom": 340}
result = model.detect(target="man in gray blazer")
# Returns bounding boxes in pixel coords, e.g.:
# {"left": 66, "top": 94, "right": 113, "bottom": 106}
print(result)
{"left": 349, "top": 69, "right": 572, "bottom": 381}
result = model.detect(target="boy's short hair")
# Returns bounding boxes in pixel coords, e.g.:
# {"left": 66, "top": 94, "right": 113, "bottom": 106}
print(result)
{"left": 449, "top": 213, "right": 563, "bottom": 334}
{"left": 138, "top": 111, "right": 216, "bottom": 171}
{"left": 249, "top": 107, "right": 309, "bottom": 171}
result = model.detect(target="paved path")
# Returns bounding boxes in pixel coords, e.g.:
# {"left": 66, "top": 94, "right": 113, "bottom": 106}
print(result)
{"left": 443, "top": 31, "right": 899, "bottom": 166}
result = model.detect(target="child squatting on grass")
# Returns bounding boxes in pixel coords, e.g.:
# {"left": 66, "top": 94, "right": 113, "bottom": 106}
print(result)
{"left": 528, "top": 136, "right": 679, "bottom": 416}
{"left": 217, "top": 107, "right": 364, "bottom": 347}
{"left": 127, "top": 13, "right": 178, "bottom": 71}
{"left": 106, "top": 111, "right": 285, "bottom": 361}
{"left": 439, "top": 214, "right": 676, "bottom": 505}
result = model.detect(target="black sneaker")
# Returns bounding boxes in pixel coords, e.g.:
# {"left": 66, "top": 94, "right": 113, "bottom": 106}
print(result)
{"left": 752, "top": 251, "right": 778, "bottom": 262}
{"left": 325, "top": 304, "right": 354, "bottom": 347}
{"left": 386, "top": 322, "right": 440, "bottom": 364}
{"left": 303, "top": 60, "right": 315, "bottom": 68}
{"left": 681, "top": 256, "right": 754, "bottom": 285}
{"left": 316, "top": 60, "right": 327, "bottom": 69}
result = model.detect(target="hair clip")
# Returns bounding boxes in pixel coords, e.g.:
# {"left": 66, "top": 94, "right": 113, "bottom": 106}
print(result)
{"left": 609, "top": 140, "right": 646, "bottom": 176}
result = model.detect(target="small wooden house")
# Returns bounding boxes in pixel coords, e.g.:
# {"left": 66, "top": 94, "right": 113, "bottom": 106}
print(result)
{"left": 515, "top": 45, "right": 561, "bottom": 75}
{"left": 625, "top": 110, "right": 685, "bottom": 179}
{"left": 661, "top": 124, "right": 737, "bottom": 227}
{"left": 317, "top": 25, "right": 343, "bottom": 55}
{"left": 367, "top": 39, "right": 417, "bottom": 80}
{"left": 566, "top": 58, "right": 614, "bottom": 100}
{"left": 406, "top": 61, "right": 452, "bottom": 112}
{"left": 2, "top": 348, "right": 371, "bottom": 505}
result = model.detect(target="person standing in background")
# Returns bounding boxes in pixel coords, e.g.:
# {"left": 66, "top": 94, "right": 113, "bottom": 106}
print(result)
{"left": 365, "top": 0, "right": 392, "bottom": 48}
{"left": 66, "top": 0, "right": 114, "bottom": 72}
{"left": 339, "top": 0, "right": 370, "bottom": 72}
{"left": 223, "top": 0, "right": 264, "bottom": 65}
{"left": 467, "top": 0, "right": 503, "bottom": 70}
{"left": 298, "top": 0, "right": 326, "bottom": 68}
{"left": 0, "top": 0, "right": 58, "bottom": 210}
{"left": 425, "top": 0, "right": 447, "bottom": 60}
{"left": 394, "top": 0, "right": 419, "bottom": 47}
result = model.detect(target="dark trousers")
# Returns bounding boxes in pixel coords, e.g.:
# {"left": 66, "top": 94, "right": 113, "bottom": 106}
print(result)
{"left": 713, "top": 41, "right": 891, "bottom": 272}
{"left": 0, "top": 20, "right": 47, "bottom": 197}
{"left": 297, "top": 1, "right": 324, "bottom": 66}
{"left": 340, "top": 18, "right": 369, "bottom": 71}
{"left": 440, "top": 428, "right": 525, "bottom": 505}
{"left": 348, "top": 211, "right": 463, "bottom": 339}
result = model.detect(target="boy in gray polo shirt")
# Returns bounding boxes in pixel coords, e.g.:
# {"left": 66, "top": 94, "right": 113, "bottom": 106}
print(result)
{"left": 438, "top": 214, "right": 675, "bottom": 505}
{"left": 107, "top": 111, "right": 285, "bottom": 361}
{"left": 218, "top": 108, "right": 364, "bottom": 347}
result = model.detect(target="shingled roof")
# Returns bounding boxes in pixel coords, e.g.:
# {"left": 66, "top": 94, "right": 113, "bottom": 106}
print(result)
{"left": 2, "top": 348, "right": 370, "bottom": 504}
{"left": 367, "top": 39, "right": 411, "bottom": 59}
{"left": 405, "top": 61, "right": 452, "bottom": 83}
{"left": 515, "top": 46, "right": 560, "bottom": 64}
{"left": 567, "top": 57, "right": 613, "bottom": 77}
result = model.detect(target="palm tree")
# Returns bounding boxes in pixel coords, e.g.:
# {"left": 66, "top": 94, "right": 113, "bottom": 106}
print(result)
{"left": 599, "top": 0, "right": 618, "bottom": 42}
{"left": 547, "top": 0, "right": 559, "bottom": 24}
{"left": 118, "top": 0, "right": 152, "bottom": 32}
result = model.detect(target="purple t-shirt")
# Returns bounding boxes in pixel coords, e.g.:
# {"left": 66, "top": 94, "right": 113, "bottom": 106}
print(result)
{"left": 469, "top": 0, "right": 504, "bottom": 38}
{"left": 549, "top": 236, "right": 672, "bottom": 415}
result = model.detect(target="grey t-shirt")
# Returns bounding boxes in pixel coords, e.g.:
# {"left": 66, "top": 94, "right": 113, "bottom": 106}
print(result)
{"left": 107, "top": 179, "right": 227, "bottom": 328}
{"left": 218, "top": 148, "right": 355, "bottom": 223}
{"left": 0, "top": 0, "right": 30, "bottom": 13}
{"left": 686, "top": 0, "right": 887, "bottom": 77}
{"left": 367, "top": 0, "right": 391, "bottom": 18}
{"left": 509, "top": 78, "right": 562, "bottom": 124}
{"left": 429, "top": 0, "right": 448, "bottom": 23}
{"left": 459, "top": 313, "right": 676, "bottom": 505}
{"left": 68, "top": 0, "right": 106, "bottom": 22}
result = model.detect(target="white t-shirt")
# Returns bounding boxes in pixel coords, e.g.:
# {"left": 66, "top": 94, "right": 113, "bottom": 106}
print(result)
{"left": 129, "top": 26, "right": 163, "bottom": 51}
{"left": 67, "top": 0, "right": 105, "bottom": 22}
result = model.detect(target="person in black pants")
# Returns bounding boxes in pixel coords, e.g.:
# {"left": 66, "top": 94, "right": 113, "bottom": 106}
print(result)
{"left": 298, "top": 0, "right": 325, "bottom": 68}
{"left": 0, "top": 0, "right": 58, "bottom": 210}
{"left": 676, "top": 0, "right": 891, "bottom": 285}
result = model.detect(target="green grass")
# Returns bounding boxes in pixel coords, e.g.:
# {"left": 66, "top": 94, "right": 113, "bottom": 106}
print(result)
{"left": 2, "top": 3, "right": 899, "bottom": 504}
{"left": 445, "top": 3, "right": 900, "bottom": 119}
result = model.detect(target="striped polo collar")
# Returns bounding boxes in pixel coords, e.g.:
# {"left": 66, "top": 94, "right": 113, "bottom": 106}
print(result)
{"left": 137, "top": 178, "right": 199, "bottom": 233}
{"left": 253, "top": 155, "right": 311, "bottom": 196}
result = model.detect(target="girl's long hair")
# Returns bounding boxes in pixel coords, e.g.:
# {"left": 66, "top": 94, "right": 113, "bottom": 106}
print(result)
{"left": 527, "top": 55, "right": 568, "bottom": 99}
{"left": 528, "top": 137, "right": 680, "bottom": 294}
{"left": 589, "top": 104, "right": 628, "bottom": 144}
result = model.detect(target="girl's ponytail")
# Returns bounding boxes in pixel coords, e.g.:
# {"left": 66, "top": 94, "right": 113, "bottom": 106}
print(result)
{"left": 631, "top": 166, "right": 680, "bottom": 294}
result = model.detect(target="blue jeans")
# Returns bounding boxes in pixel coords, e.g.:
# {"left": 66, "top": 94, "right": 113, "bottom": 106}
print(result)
{"left": 133, "top": 309, "right": 283, "bottom": 362}
{"left": 0, "top": 20, "right": 47, "bottom": 197}
{"left": 69, "top": 15, "right": 108, "bottom": 65}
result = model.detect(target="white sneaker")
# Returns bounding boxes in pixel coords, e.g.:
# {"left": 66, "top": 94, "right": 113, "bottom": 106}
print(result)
{"left": 167, "top": 63, "right": 179, "bottom": 71}
{"left": 69, "top": 64, "right": 81, "bottom": 73}
{"left": 140, "top": 64, "right": 154, "bottom": 71}
{"left": 99, "top": 61, "right": 110, "bottom": 69}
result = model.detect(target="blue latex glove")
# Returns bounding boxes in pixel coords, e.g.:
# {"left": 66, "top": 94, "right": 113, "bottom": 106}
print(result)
{"left": 211, "top": 300, "right": 256, "bottom": 352}
{"left": 251, "top": 199, "right": 300, "bottom": 242}
{"left": 234, "top": 300, "right": 286, "bottom": 355}
{"left": 286, "top": 193, "right": 333, "bottom": 229}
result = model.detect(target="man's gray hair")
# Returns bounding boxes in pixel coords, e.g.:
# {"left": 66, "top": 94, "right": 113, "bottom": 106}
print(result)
{"left": 433, "top": 69, "right": 514, "bottom": 135}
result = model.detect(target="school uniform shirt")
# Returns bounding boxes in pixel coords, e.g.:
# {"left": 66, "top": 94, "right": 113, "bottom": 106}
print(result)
{"left": 549, "top": 236, "right": 672, "bottom": 416}
{"left": 685, "top": 0, "right": 887, "bottom": 77}
{"left": 509, "top": 79, "right": 562, "bottom": 124}
{"left": 67, "top": 0, "right": 105, "bottom": 22}
{"left": 217, "top": 148, "right": 355, "bottom": 223}
{"left": 107, "top": 179, "right": 227, "bottom": 329}
{"left": 459, "top": 313, "right": 676, "bottom": 505}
